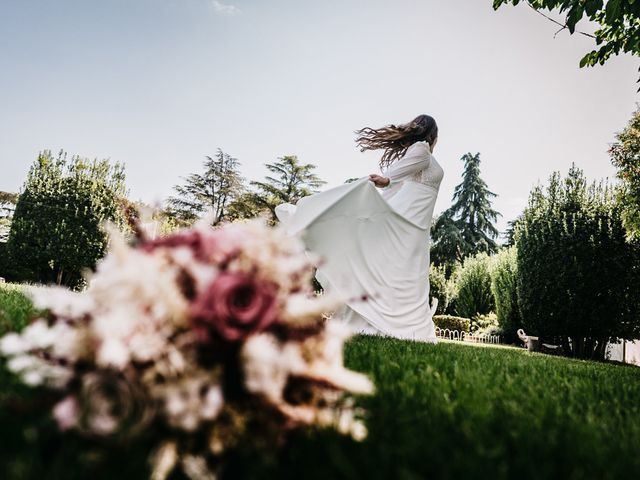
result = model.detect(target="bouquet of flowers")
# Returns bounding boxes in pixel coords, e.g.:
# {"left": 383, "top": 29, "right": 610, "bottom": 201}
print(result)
{"left": 0, "top": 219, "right": 374, "bottom": 479}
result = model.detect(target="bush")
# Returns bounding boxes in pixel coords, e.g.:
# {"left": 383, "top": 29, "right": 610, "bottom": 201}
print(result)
{"left": 7, "top": 151, "right": 126, "bottom": 289}
{"left": 433, "top": 314, "right": 471, "bottom": 332}
{"left": 428, "top": 264, "right": 456, "bottom": 314}
{"left": 490, "top": 246, "right": 521, "bottom": 343}
{"left": 516, "top": 165, "right": 640, "bottom": 359}
{"left": 471, "top": 312, "right": 499, "bottom": 335}
{"left": 453, "top": 252, "right": 494, "bottom": 319}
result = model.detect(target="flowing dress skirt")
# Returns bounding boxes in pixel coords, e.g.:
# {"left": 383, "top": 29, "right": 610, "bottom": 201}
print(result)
{"left": 276, "top": 177, "right": 438, "bottom": 342}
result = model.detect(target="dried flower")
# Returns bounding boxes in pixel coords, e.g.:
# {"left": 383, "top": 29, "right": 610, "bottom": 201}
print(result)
{"left": 191, "top": 272, "right": 278, "bottom": 342}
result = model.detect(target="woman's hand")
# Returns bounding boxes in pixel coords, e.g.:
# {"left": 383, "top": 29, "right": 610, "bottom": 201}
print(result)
{"left": 369, "top": 174, "right": 390, "bottom": 188}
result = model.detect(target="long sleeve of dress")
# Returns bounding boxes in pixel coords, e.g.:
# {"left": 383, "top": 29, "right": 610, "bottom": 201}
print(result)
{"left": 382, "top": 141, "right": 431, "bottom": 189}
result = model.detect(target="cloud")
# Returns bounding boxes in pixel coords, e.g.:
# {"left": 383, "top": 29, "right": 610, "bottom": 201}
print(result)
{"left": 211, "top": 0, "right": 241, "bottom": 15}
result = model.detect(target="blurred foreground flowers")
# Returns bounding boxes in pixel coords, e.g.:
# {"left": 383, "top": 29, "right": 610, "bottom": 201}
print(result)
{"left": 0, "top": 219, "right": 373, "bottom": 479}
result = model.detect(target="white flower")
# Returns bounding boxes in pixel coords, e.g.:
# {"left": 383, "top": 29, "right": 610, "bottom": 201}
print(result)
{"left": 241, "top": 321, "right": 374, "bottom": 427}
{"left": 242, "top": 334, "right": 302, "bottom": 404}
{"left": 150, "top": 441, "right": 179, "bottom": 480}
{"left": 0, "top": 319, "right": 77, "bottom": 388}
{"left": 281, "top": 292, "right": 342, "bottom": 325}
{"left": 153, "top": 371, "right": 224, "bottom": 432}
{"left": 30, "top": 286, "right": 95, "bottom": 319}
{"left": 6, "top": 353, "right": 73, "bottom": 388}
{"left": 0, "top": 332, "right": 27, "bottom": 356}
{"left": 96, "top": 337, "right": 130, "bottom": 370}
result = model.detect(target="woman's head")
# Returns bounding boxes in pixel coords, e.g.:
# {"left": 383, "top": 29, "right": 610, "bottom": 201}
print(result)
{"left": 355, "top": 114, "right": 438, "bottom": 168}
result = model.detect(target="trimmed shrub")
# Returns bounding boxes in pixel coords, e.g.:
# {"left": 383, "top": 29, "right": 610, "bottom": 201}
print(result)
{"left": 433, "top": 314, "right": 471, "bottom": 332}
{"left": 429, "top": 264, "right": 456, "bottom": 314}
{"left": 7, "top": 151, "right": 126, "bottom": 289}
{"left": 454, "top": 252, "right": 494, "bottom": 319}
{"left": 490, "top": 246, "right": 521, "bottom": 343}
{"left": 516, "top": 165, "right": 640, "bottom": 359}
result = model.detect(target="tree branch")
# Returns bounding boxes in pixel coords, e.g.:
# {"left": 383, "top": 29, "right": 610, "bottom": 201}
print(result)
{"left": 526, "top": 2, "right": 596, "bottom": 39}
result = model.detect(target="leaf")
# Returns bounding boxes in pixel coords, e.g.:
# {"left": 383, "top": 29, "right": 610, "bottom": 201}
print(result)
{"left": 605, "top": 0, "right": 623, "bottom": 24}
{"left": 585, "top": 0, "right": 604, "bottom": 17}
{"left": 579, "top": 53, "right": 590, "bottom": 68}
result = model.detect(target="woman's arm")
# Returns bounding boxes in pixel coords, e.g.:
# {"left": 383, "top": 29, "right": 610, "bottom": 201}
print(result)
{"left": 369, "top": 142, "right": 431, "bottom": 188}
{"left": 384, "top": 142, "right": 431, "bottom": 182}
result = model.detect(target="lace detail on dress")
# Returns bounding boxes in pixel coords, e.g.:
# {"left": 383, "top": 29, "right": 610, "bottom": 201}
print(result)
{"left": 410, "top": 156, "right": 444, "bottom": 190}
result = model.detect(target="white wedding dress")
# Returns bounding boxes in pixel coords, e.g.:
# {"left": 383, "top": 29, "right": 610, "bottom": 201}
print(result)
{"left": 275, "top": 141, "right": 444, "bottom": 342}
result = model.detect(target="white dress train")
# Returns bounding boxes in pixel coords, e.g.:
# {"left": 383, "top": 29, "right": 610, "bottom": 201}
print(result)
{"left": 275, "top": 141, "right": 444, "bottom": 342}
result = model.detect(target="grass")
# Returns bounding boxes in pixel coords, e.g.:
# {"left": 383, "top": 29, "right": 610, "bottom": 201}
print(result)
{"left": 1, "top": 284, "right": 640, "bottom": 479}
{"left": 0, "top": 282, "right": 36, "bottom": 335}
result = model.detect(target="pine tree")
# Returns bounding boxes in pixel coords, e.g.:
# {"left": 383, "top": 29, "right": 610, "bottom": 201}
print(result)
{"left": 432, "top": 153, "right": 501, "bottom": 267}
{"left": 167, "top": 149, "right": 245, "bottom": 226}
{"left": 430, "top": 211, "right": 465, "bottom": 272}
{"left": 251, "top": 156, "right": 326, "bottom": 222}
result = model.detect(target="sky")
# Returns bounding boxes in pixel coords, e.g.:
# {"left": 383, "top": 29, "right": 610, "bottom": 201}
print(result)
{"left": 0, "top": 0, "right": 637, "bottom": 237}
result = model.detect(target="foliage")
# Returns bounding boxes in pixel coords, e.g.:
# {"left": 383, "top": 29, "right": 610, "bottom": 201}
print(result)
{"left": 3, "top": 336, "right": 640, "bottom": 478}
{"left": 432, "top": 314, "right": 471, "bottom": 332}
{"left": 493, "top": 0, "right": 640, "bottom": 83}
{"left": 428, "top": 264, "right": 457, "bottom": 314}
{"left": 503, "top": 215, "right": 521, "bottom": 247}
{"left": 610, "top": 105, "right": 640, "bottom": 241}
{"left": 431, "top": 153, "right": 501, "bottom": 269}
{"left": 251, "top": 156, "right": 326, "bottom": 223}
{"left": 430, "top": 211, "right": 464, "bottom": 271}
{"left": 6, "top": 151, "right": 126, "bottom": 289}
{"left": 225, "top": 191, "right": 265, "bottom": 222}
{"left": 515, "top": 164, "right": 640, "bottom": 359}
{"left": 167, "top": 149, "right": 246, "bottom": 226}
{"left": 453, "top": 252, "right": 495, "bottom": 319}
{"left": 490, "top": 246, "right": 522, "bottom": 343}
{"left": 471, "top": 312, "right": 500, "bottom": 335}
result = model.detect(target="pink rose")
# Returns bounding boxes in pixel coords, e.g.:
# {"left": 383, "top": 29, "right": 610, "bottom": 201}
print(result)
{"left": 190, "top": 272, "right": 278, "bottom": 341}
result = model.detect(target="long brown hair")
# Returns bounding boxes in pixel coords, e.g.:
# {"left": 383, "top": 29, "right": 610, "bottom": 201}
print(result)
{"left": 355, "top": 114, "right": 438, "bottom": 168}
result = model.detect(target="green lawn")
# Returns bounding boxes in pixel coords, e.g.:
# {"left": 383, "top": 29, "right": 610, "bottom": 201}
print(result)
{"left": 1, "top": 284, "right": 640, "bottom": 479}
{"left": 0, "top": 282, "right": 36, "bottom": 335}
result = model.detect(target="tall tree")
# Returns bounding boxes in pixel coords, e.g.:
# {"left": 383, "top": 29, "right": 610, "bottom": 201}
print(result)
{"left": 251, "top": 155, "right": 326, "bottom": 222}
{"left": 7, "top": 150, "right": 126, "bottom": 288}
{"left": 516, "top": 164, "right": 640, "bottom": 359}
{"left": 610, "top": 106, "right": 640, "bottom": 241}
{"left": 492, "top": 0, "right": 640, "bottom": 86}
{"left": 430, "top": 211, "right": 465, "bottom": 272}
{"left": 167, "top": 149, "right": 245, "bottom": 226}
{"left": 503, "top": 215, "right": 522, "bottom": 247}
{"left": 431, "top": 153, "right": 501, "bottom": 269}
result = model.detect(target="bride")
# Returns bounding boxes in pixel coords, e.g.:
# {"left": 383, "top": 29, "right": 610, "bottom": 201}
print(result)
{"left": 276, "top": 114, "right": 444, "bottom": 342}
